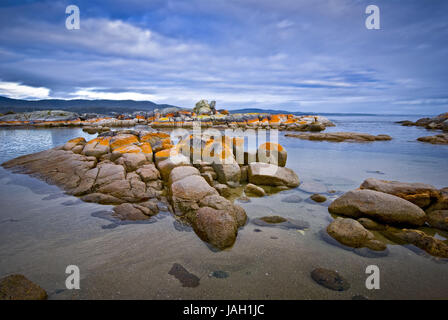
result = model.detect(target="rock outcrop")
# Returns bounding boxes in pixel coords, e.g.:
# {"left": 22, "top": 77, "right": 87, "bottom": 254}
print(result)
{"left": 397, "top": 112, "right": 448, "bottom": 132}
{"left": 328, "top": 189, "right": 426, "bottom": 226}
{"left": 285, "top": 132, "right": 392, "bottom": 142}
{"left": 417, "top": 133, "right": 448, "bottom": 145}
{"left": 248, "top": 163, "right": 299, "bottom": 187}
{"left": 360, "top": 178, "right": 440, "bottom": 208}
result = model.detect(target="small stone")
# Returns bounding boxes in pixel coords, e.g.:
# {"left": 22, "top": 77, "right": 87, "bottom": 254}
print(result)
{"left": 310, "top": 194, "right": 327, "bottom": 203}
{"left": 311, "top": 268, "right": 350, "bottom": 291}
{"left": 168, "top": 263, "right": 200, "bottom": 288}
{"left": 282, "top": 194, "right": 303, "bottom": 203}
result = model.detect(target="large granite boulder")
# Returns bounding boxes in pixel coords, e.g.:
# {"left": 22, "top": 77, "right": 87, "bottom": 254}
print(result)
{"left": 328, "top": 189, "right": 426, "bottom": 226}
{"left": 360, "top": 178, "right": 440, "bottom": 208}
{"left": 248, "top": 162, "right": 299, "bottom": 187}
{"left": 257, "top": 142, "right": 287, "bottom": 167}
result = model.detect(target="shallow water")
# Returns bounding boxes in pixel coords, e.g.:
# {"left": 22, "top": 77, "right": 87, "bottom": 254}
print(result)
{"left": 0, "top": 116, "right": 447, "bottom": 299}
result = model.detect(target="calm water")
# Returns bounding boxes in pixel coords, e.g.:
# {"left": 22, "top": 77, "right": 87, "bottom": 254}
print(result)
{"left": 0, "top": 115, "right": 447, "bottom": 299}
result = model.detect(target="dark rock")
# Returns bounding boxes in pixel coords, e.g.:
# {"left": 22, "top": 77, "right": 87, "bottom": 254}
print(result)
{"left": 310, "top": 268, "right": 350, "bottom": 291}
{"left": 252, "top": 216, "right": 309, "bottom": 230}
{"left": 168, "top": 263, "right": 200, "bottom": 288}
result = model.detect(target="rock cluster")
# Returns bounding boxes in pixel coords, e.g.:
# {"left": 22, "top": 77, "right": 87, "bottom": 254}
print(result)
{"left": 0, "top": 101, "right": 335, "bottom": 132}
{"left": 2, "top": 129, "right": 300, "bottom": 250}
{"left": 397, "top": 112, "right": 448, "bottom": 132}
{"left": 397, "top": 113, "right": 448, "bottom": 145}
{"left": 285, "top": 132, "right": 392, "bottom": 142}
{"left": 417, "top": 133, "right": 448, "bottom": 145}
{"left": 326, "top": 178, "right": 448, "bottom": 258}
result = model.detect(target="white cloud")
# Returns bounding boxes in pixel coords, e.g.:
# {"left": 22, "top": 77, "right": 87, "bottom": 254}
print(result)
{"left": 70, "top": 88, "right": 160, "bottom": 101}
{"left": 277, "top": 19, "right": 295, "bottom": 29}
{"left": 0, "top": 81, "right": 50, "bottom": 99}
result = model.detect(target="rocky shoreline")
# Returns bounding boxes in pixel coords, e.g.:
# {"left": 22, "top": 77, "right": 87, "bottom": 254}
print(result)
{"left": 2, "top": 127, "right": 300, "bottom": 250}
{"left": 0, "top": 100, "right": 335, "bottom": 132}
{"left": 397, "top": 112, "right": 448, "bottom": 145}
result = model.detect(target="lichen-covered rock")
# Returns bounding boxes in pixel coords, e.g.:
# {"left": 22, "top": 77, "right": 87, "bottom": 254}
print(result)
{"left": 328, "top": 189, "right": 426, "bottom": 226}
{"left": 360, "top": 178, "right": 439, "bottom": 208}
{"left": 327, "top": 217, "right": 386, "bottom": 251}
{"left": 82, "top": 136, "right": 111, "bottom": 158}
{"left": 248, "top": 162, "right": 299, "bottom": 188}
{"left": 257, "top": 142, "right": 287, "bottom": 167}
{"left": 63, "top": 137, "right": 86, "bottom": 151}
{"left": 0, "top": 274, "right": 47, "bottom": 300}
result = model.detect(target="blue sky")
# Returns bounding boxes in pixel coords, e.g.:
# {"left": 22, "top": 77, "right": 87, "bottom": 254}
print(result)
{"left": 0, "top": 0, "right": 447, "bottom": 114}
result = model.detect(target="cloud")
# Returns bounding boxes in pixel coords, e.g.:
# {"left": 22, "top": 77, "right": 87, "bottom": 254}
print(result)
{"left": 70, "top": 88, "right": 159, "bottom": 101}
{"left": 0, "top": 0, "right": 447, "bottom": 114}
{"left": 0, "top": 81, "right": 50, "bottom": 99}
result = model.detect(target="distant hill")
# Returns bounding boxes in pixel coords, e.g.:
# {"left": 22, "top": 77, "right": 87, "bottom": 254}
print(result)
{"left": 0, "top": 96, "right": 180, "bottom": 114}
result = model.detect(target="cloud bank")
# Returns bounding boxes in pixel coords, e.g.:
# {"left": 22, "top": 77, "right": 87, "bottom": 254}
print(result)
{"left": 0, "top": 0, "right": 447, "bottom": 114}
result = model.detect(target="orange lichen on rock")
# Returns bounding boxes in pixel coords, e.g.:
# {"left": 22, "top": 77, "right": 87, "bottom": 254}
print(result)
{"left": 113, "top": 144, "right": 143, "bottom": 154}
{"left": 87, "top": 136, "right": 111, "bottom": 146}
{"left": 109, "top": 134, "right": 139, "bottom": 150}
{"left": 259, "top": 142, "right": 284, "bottom": 152}
{"left": 139, "top": 142, "right": 153, "bottom": 154}
{"left": 67, "top": 137, "right": 86, "bottom": 144}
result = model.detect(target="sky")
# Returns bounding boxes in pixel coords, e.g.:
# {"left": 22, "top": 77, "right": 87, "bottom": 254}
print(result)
{"left": 0, "top": 0, "right": 447, "bottom": 114}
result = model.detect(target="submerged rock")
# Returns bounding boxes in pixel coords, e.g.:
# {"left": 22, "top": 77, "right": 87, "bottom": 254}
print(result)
{"left": 252, "top": 216, "right": 309, "bottom": 230}
{"left": 0, "top": 274, "right": 47, "bottom": 300}
{"left": 310, "top": 268, "right": 350, "bottom": 291}
{"left": 310, "top": 194, "right": 327, "bottom": 203}
{"left": 281, "top": 194, "right": 303, "bottom": 203}
{"left": 328, "top": 189, "right": 426, "bottom": 226}
{"left": 168, "top": 263, "right": 200, "bottom": 288}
